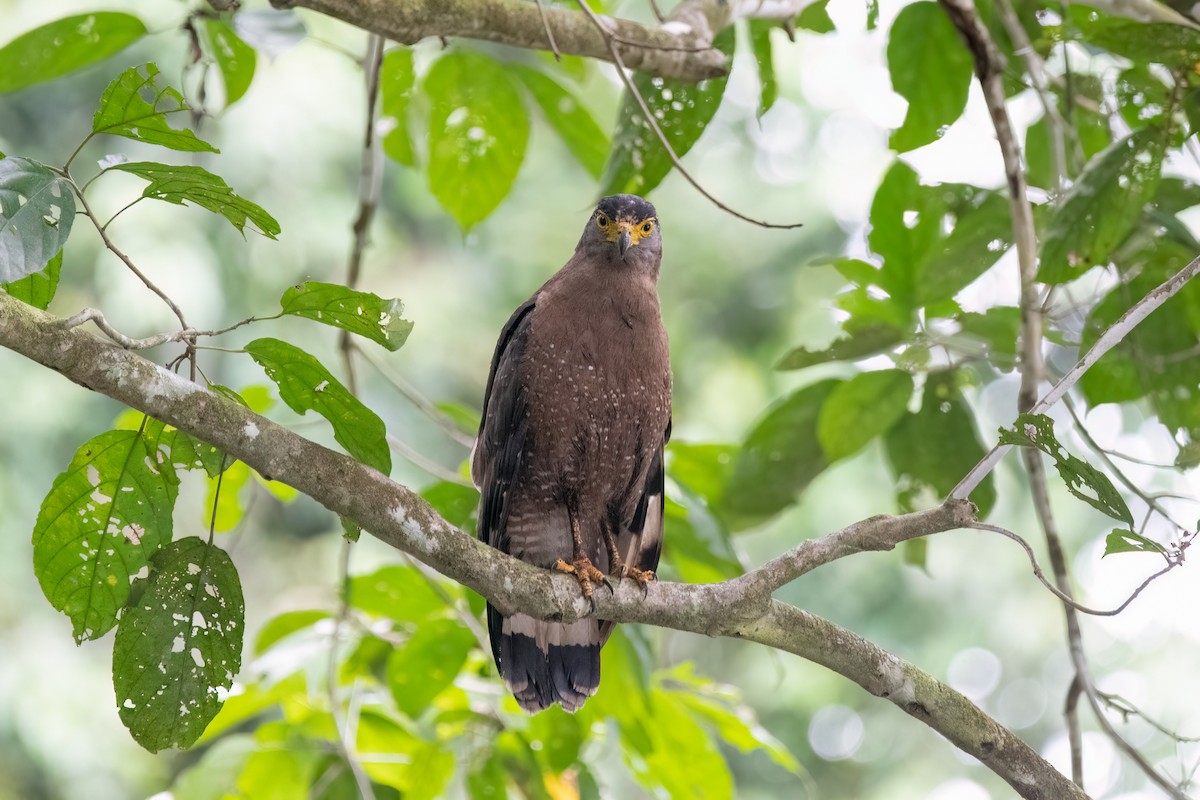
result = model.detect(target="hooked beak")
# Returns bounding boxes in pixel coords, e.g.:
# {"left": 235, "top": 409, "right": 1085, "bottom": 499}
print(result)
{"left": 618, "top": 229, "right": 633, "bottom": 258}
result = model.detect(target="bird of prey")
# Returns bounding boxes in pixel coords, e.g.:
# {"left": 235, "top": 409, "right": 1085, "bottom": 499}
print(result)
{"left": 472, "top": 194, "right": 672, "bottom": 714}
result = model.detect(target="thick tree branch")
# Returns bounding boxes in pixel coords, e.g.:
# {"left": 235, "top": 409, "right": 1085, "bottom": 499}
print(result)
{"left": 0, "top": 291, "right": 1086, "bottom": 798}
{"left": 267, "top": 0, "right": 810, "bottom": 82}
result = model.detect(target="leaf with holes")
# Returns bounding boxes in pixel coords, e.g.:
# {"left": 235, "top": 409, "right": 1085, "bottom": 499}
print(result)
{"left": 139, "top": 416, "right": 228, "bottom": 480}
{"left": 1104, "top": 529, "right": 1167, "bottom": 557}
{"left": 887, "top": 2, "right": 974, "bottom": 152}
{"left": 425, "top": 52, "right": 529, "bottom": 230}
{"left": 1038, "top": 128, "right": 1166, "bottom": 284}
{"left": 601, "top": 28, "right": 734, "bottom": 196}
{"left": 244, "top": 338, "right": 391, "bottom": 475}
{"left": 0, "top": 12, "right": 147, "bottom": 94}
{"left": 3, "top": 248, "right": 61, "bottom": 308}
{"left": 0, "top": 158, "right": 75, "bottom": 282}
{"left": 113, "top": 537, "right": 244, "bottom": 752}
{"left": 109, "top": 162, "right": 279, "bottom": 238}
{"left": 202, "top": 19, "right": 256, "bottom": 107}
{"left": 92, "top": 63, "right": 217, "bottom": 152}
{"left": 510, "top": 65, "right": 609, "bottom": 178}
{"left": 32, "top": 430, "right": 177, "bottom": 642}
{"left": 999, "top": 413, "right": 1134, "bottom": 526}
{"left": 279, "top": 281, "right": 412, "bottom": 351}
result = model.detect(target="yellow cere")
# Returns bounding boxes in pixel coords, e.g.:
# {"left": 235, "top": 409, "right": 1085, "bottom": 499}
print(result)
{"left": 596, "top": 214, "right": 657, "bottom": 246}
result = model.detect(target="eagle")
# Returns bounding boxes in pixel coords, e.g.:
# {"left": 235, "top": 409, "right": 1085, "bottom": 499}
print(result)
{"left": 472, "top": 194, "right": 672, "bottom": 714}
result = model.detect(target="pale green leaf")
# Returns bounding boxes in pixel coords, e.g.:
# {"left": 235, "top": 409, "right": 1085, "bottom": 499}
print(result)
{"left": 245, "top": 338, "right": 391, "bottom": 474}
{"left": 0, "top": 158, "right": 75, "bottom": 283}
{"left": 113, "top": 538, "right": 244, "bottom": 752}
{"left": 387, "top": 618, "right": 475, "bottom": 718}
{"left": 109, "top": 162, "right": 279, "bottom": 238}
{"left": 425, "top": 52, "right": 529, "bottom": 230}
{"left": 887, "top": 2, "right": 974, "bottom": 152}
{"left": 817, "top": 369, "right": 914, "bottom": 461}
{"left": 776, "top": 324, "right": 903, "bottom": 370}
{"left": 381, "top": 47, "right": 416, "bottom": 166}
{"left": 510, "top": 65, "right": 609, "bottom": 178}
{"left": 350, "top": 564, "right": 456, "bottom": 623}
{"left": 0, "top": 13, "right": 147, "bottom": 94}
{"left": 254, "top": 610, "right": 331, "bottom": 655}
{"left": 93, "top": 64, "right": 218, "bottom": 153}
{"left": 279, "top": 281, "right": 412, "bottom": 351}
{"left": 749, "top": 21, "right": 777, "bottom": 117}
{"left": 33, "top": 430, "right": 176, "bottom": 642}
{"left": 203, "top": 19, "right": 257, "bottom": 107}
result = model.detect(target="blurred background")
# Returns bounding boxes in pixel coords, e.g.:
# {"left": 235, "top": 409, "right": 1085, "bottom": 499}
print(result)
{"left": 1, "top": 0, "right": 1198, "bottom": 798}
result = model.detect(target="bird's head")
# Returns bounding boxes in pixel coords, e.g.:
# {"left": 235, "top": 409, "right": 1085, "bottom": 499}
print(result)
{"left": 578, "top": 194, "right": 662, "bottom": 269}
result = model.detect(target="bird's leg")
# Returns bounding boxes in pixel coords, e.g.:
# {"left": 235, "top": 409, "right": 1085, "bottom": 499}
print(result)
{"left": 602, "top": 519, "right": 655, "bottom": 595}
{"left": 555, "top": 509, "right": 611, "bottom": 605}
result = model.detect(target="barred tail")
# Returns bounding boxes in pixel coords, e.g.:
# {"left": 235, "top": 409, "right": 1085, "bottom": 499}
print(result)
{"left": 487, "top": 605, "right": 601, "bottom": 714}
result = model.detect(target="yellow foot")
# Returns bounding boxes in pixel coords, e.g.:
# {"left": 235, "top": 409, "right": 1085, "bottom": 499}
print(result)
{"left": 554, "top": 557, "right": 612, "bottom": 604}
{"left": 615, "top": 565, "right": 655, "bottom": 597}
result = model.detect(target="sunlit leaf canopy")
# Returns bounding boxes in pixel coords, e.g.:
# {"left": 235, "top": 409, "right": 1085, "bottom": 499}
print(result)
{"left": 1, "top": 0, "right": 1199, "bottom": 797}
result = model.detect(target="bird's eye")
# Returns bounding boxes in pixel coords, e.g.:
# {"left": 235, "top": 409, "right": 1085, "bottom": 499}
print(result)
{"left": 642, "top": 221, "right": 654, "bottom": 234}
{"left": 596, "top": 215, "right": 609, "bottom": 228}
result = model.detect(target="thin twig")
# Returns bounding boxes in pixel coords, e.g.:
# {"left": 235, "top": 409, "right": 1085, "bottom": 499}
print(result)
{"left": 952, "top": 251, "right": 1200, "bottom": 499}
{"left": 574, "top": 0, "right": 804, "bottom": 230}
{"left": 969, "top": 523, "right": 1179, "bottom": 616}
{"left": 533, "top": 0, "right": 562, "bottom": 59}
{"left": 1099, "top": 692, "right": 1200, "bottom": 744}
{"left": 386, "top": 434, "right": 473, "bottom": 485}
{"left": 57, "top": 307, "right": 271, "bottom": 350}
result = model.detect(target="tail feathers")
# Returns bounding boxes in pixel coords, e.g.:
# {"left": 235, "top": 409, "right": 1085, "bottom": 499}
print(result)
{"left": 488, "top": 606, "right": 601, "bottom": 713}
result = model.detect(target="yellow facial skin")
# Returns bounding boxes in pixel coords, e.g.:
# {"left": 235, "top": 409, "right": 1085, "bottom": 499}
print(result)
{"left": 595, "top": 213, "right": 657, "bottom": 248}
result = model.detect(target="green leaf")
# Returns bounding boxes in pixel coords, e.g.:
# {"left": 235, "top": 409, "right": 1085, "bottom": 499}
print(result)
{"left": 141, "top": 416, "right": 227, "bottom": 480}
{"left": 238, "top": 723, "right": 320, "bottom": 798}
{"left": 675, "top": 685, "right": 801, "bottom": 775}
{"left": 421, "top": 481, "right": 479, "bottom": 534}
{"left": 381, "top": 48, "right": 416, "bottom": 166}
{"left": 425, "top": 52, "right": 529, "bottom": 230}
{"left": 205, "top": 460, "right": 253, "bottom": 532}
{"left": 245, "top": 338, "right": 391, "bottom": 474}
{"left": 776, "top": 324, "right": 902, "bottom": 370}
{"left": 1104, "top": 528, "right": 1167, "bottom": 556}
{"left": 254, "top": 609, "right": 331, "bottom": 655}
{"left": 387, "top": 618, "right": 475, "bottom": 718}
{"left": 999, "top": 413, "right": 1134, "bottom": 526}
{"left": 350, "top": 564, "right": 454, "bottom": 623}
{"left": 0, "top": 13, "right": 147, "bottom": 94}
{"left": 510, "top": 66, "right": 609, "bottom": 179}
{"left": 887, "top": 2, "right": 974, "bottom": 152}
{"left": 1116, "top": 65, "right": 1171, "bottom": 131}
{"left": 797, "top": 0, "right": 836, "bottom": 33}
{"left": 663, "top": 497, "right": 742, "bottom": 581}
{"left": 636, "top": 687, "right": 734, "bottom": 798}
{"left": 32, "top": 430, "right": 176, "bottom": 642}
{"left": 1073, "top": 9, "right": 1200, "bottom": 66}
{"left": 436, "top": 402, "right": 481, "bottom": 435}
{"left": 1039, "top": 128, "right": 1166, "bottom": 284}
{"left": 113, "top": 538, "right": 244, "bottom": 752}
{"left": 109, "top": 162, "right": 279, "bottom": 238}
{"left": 914, "top": 192, "right": 1013, "bottom": 306}
{"left": 279, "top": 281, "right": 412, "bottom": 350}
{"left": 867, "top": 0, "right": 880, "bottom": 29}
{"left": 885, "top": 372, "right": 995, "bottom": 516}
{"left": 601, "top": 28, "right": 735, "bottom": 196}
{"left": 203, "top": 19, "right": 257, "bottom": 107}
{"left": 667, "top": 442, "right": 737, "bottom": 511}
{"left": 957, "top": 306, "right": 1022, "bottom": 359}
{"left": 93, "top": 64, "right": 218, "bottom": 153}
{"left": 3, "top": 248, "right": 61, "bottom": 308}
{"left": 867, "top": 161, "right": 944, "bottom": 297}
{"left": 169, "top": 734, "right": 255, "bottom": 800}
{"left": 1025, "top": 103, "right": 1112, "bottom": 189}
{"left": 749, "top": 21, "right": 778, "bottom": 117}
{"left": 902, "top": 537, "right": 927, "bottom": 570}
{"left": 723, "top": 380, "right": 839, "bottom": 527}
{"left": 817, "top": 369, "right": 914, "bottom": 461}
{"left": 0, "top": 157, "right": 76, "bottom": 283}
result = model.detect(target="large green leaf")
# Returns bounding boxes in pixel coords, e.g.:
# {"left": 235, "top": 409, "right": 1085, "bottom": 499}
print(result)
{"left": 0, "top": 158, "right": 75, "bottom": 283}
{"left": 32, "top": 430, "right": 176, "bottom": 642}
{"left": 1073, "top": 8, "right": 1200, "bottom": 66}
{"left": 510, "top": 66, "right": 609, "bottom": 179}
{"left": 1039, "top": 128, "right": 1166, "bottom": 284}
{"left": 914, "top": 193, "right": 1013, "bottom": 306}
{"left": 203, "top": 19, "right": 257, "bottom": 107}
{"left": 425, "top": 52, "right": 529, "bottom": 230}
{"left": 723, "top": 380, "right": 839, "bottom": 527}
{"left": 887, "top": 2, "right": 974, "bottom": 152}
{"left": 999, "top": 413, "right": 1133, "bottom": 526}
{"left": 244, "top": 338, "right": 391, "bottom": 474}
{"left": 109, "top": 162, "right": 279, "bottom": 238}
{"left": 0, "top": 12, "right": 147, "bottom": 94}
{"left": 885, "top": 372, "right": 995, "bottom": 516}
{"left": 3, "top": 248, "right": 61, "bottom": 308}
{"left": 817, "top": 369, "right": 914, "bottom": 461}
{"left": 112, "top": 538, "right": 244, "bottom": 752}
{"left": 601, "top": 28, "right": 735, "bottom": 196}
{"left": 350, "top": 564, "right": 454, "bottom": 623}
{"left": 381, "top": 48, "right": 416, "bottom": 166}
{"left": 93, "top": 64, "right": 218, "bottom": 153}
{"left": 386, "top": 618, "right": 475, "bottom": 718}
{"left": 279, "top": 281, "right": 412, "bottom": 351}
